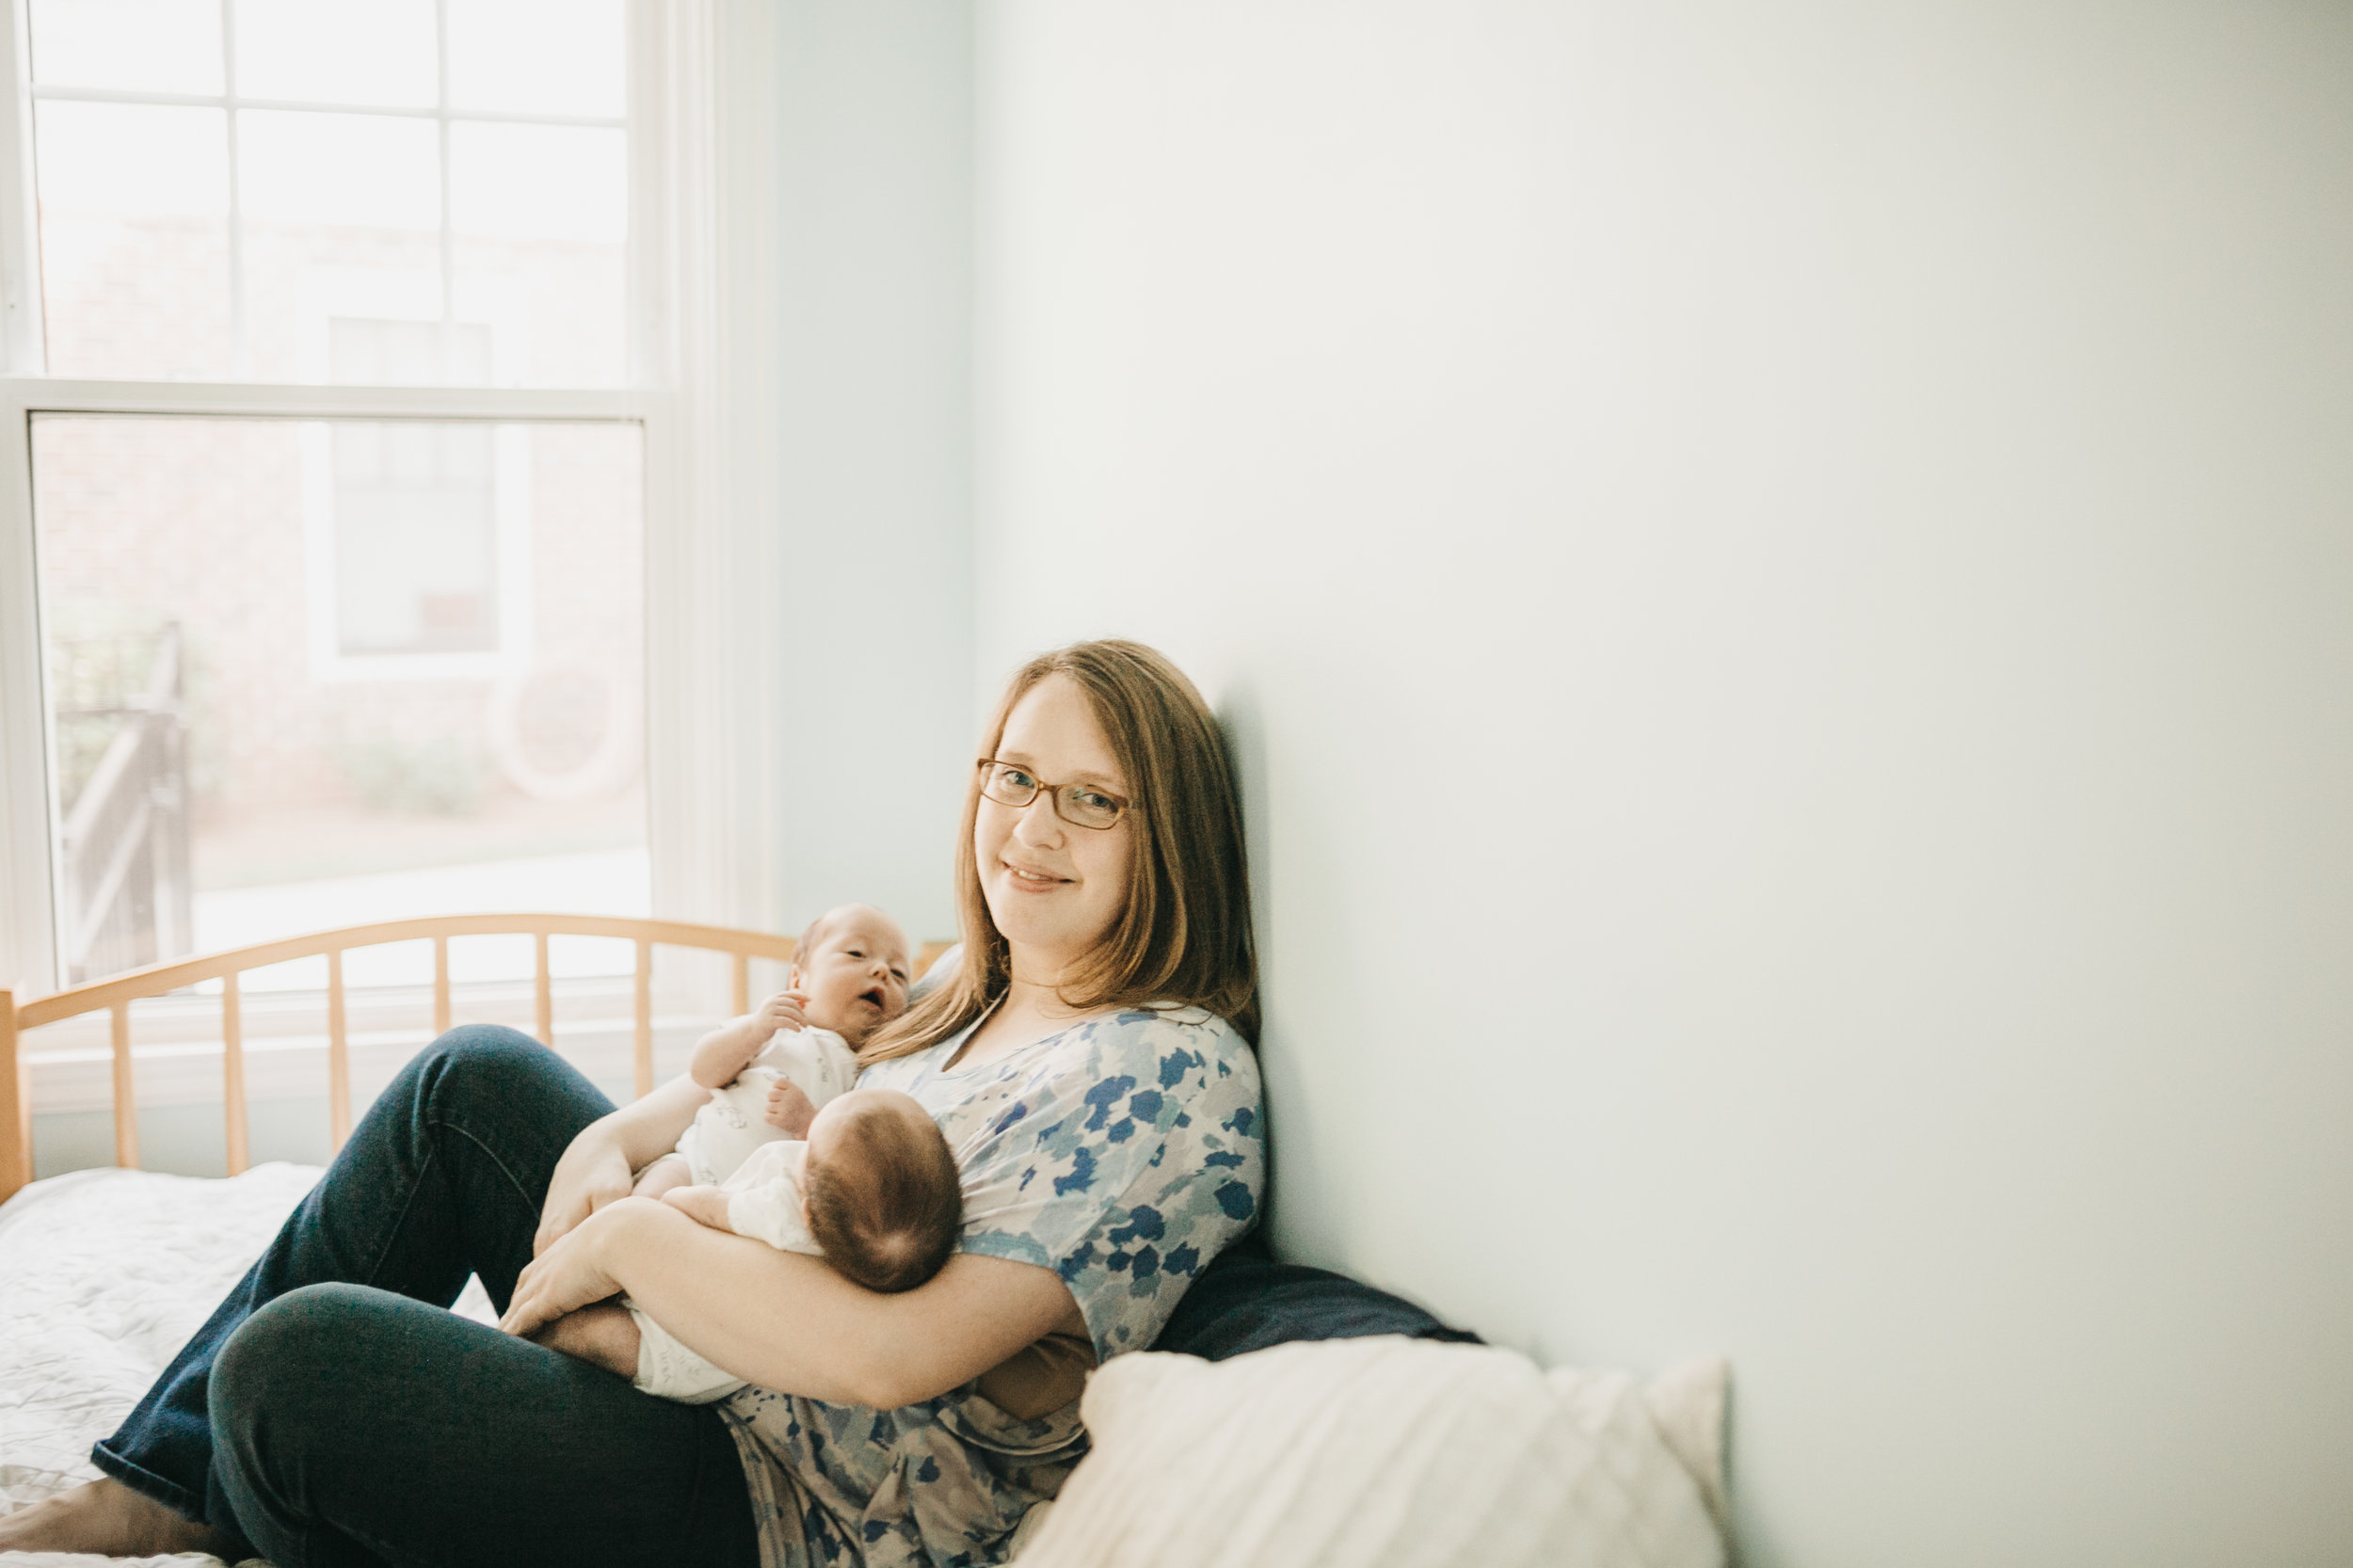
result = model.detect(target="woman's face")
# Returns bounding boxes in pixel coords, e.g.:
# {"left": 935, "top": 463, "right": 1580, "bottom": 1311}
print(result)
{"left": 976, "top": 673, "right": 1135, "bottom": 985}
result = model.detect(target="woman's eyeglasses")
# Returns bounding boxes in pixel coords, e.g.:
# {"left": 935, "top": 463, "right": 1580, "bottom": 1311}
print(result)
{"left": 976, "top": 760, "right": 1130, "bottom": 831}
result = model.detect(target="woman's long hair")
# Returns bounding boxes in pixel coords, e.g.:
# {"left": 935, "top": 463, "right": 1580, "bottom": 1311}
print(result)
{"left": 859, "top": 640, "right": 1258, "bottom": 1063}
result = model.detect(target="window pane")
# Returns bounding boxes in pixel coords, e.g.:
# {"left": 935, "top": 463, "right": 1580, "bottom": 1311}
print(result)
{"left": 232, "top": 0, "right": 437, "bottom": 109}
{"left": 33, "top": 100, "right": 232, "bottom": 378}
{"left": 28, "top": 3, "right": 631, "bottom": 388}
{"left": 240, "top": 109, "right": 440, "bottom": 229}
{"left": 238, "top": 110, "right": 442, "bottom": 381}
{"left": 446, "top": 0, "right": 625, "bottom": 119}
{"left": 29, "top": 0, "right": 224, "bottom": 94}
{"left": 33, "top": 415, "right": 648, "bottom": 987}
{"left": 450, "top": 123, "right": 625, "bottom": 386}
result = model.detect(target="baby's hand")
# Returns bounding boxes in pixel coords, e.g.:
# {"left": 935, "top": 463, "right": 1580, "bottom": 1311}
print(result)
{"left": 661, "top": 1184, "right": 737, "bottom": 1234}
{"left": 764, "top": 1079, "right": 818, "bottom": 1138}
{"left": 752, "top": 990, "right": 812, "bottom": 1037}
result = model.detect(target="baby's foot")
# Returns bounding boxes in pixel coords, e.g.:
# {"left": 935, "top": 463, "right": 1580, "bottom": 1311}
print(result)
{"left": 0, "top": 1475, "right": 237, "bottom": 1558}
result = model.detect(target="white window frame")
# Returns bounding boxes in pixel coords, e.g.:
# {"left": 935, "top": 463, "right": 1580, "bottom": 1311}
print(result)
{"left": 0, "top": 0, "right": 789, "bottom": 991}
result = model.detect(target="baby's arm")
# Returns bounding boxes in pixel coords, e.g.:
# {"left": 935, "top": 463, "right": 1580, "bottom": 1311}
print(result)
{"left": 688, "top": 991, "right": 812, "bottom": 1089}
{"left": 631, "top": 1153, "right": 692, "bottom": 1201}
{"left": 661, "top": 1183, "right": 738, "bottom": 1234}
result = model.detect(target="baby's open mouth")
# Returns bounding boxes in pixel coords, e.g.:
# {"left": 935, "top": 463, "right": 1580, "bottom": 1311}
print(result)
{"left": 859, "top": 986, "right": 886, "bottom": 1009}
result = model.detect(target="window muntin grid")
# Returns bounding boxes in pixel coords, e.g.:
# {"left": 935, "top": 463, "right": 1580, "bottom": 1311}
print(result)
{"left": 24, "top": 0, "right": 628, "bottom": 386}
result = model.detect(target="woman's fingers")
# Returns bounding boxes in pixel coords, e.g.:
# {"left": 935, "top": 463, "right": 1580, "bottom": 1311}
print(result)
{"left": 530, "top": 1194, "right": 588, "bottom": 1258}
{"left": 504, "top": 1202, "right": 628, "bottom": 1336}
{"left": 534, "top": 1140, "right": 632, "bottom": 1257}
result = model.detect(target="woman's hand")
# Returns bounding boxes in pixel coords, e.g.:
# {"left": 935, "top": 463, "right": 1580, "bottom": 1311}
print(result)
{"left": 534, "top": 1125, "right": 636, "bottom": 1258}
{"left": 504, "top": 1196, "right": 644, "bottom": 1339}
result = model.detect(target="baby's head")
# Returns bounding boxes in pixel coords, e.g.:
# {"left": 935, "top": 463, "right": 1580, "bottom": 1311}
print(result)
{"left": 800, "top": 1087, "right": 962, "bottom": 1294}
{"left": 790, "top": 903, "right": 913, "bottom": 1046}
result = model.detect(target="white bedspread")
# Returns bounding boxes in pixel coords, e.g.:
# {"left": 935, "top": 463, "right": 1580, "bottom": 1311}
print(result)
{"left": 0, "top": 1164, "right": 488, "bottom": 1568}
{"left": 0, "top": 1164, "right": 320, "bottom": 1525}
{"left": 4, "top": 1167, "right": 1730, "bottom": 1568}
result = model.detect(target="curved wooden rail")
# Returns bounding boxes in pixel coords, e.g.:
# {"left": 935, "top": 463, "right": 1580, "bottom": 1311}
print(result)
{"left": 0, "top": 914, "right": 947, "bottom": 1204}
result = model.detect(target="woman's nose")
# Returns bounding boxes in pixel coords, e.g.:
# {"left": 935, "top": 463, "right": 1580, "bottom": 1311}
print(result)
{"left": 1012, "top": 794, "right": 1064, "bottom": 845}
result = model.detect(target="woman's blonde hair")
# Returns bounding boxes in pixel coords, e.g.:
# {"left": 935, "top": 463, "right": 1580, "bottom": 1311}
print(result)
{"left": 859, "top": 639, "right": 1258, "bottom": 1063}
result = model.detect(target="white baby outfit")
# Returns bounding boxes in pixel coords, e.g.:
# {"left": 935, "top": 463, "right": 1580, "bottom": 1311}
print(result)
{"left": 673, "top": 1025, "right": 861, "bottom": 1186}
{"left": 631, "top": 1139, "right": 824, "bottom": 1403}
{"left": 628, "top": 1024, "right": 860, "bottom": 1403}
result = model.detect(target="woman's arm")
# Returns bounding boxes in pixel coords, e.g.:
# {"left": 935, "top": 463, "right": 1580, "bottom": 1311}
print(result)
{"left": 534, "top": 1073, "right": 712, "bottom": 1256}
{"left": 504, "top": 1197, "right": 1079, "bottom": 1409}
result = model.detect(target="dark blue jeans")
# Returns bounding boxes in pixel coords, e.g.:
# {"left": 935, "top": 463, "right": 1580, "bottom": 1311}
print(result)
{"left": 91, "top": 1026, "right": 760, "bottom": 1568}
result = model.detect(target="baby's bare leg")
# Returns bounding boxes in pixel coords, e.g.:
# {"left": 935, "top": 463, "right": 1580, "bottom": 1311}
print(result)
{"left": 530, "top": 1300, "right": 642, "bottom": 1381}
{"left": 630, "top": 1153, "right": 692, "bottom": 1201}
{"left": 661, "top": 1183, "right": 736, "bottom": 1232}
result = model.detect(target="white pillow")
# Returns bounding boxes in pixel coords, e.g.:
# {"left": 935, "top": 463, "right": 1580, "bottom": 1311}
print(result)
{"left": 1009, "top": 1336, "right": 1728, "bottom": 1568}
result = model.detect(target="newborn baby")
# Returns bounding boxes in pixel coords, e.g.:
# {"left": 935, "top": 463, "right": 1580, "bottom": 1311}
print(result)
{"left": 632, "top": 902, "right": 915, "bottom": 1202}
{"left": 536, "top": 904, "right": 965, "bottom": 1401}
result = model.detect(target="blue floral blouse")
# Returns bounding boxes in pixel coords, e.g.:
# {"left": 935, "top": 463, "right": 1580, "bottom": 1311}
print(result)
{"left": 715, "top": 1004, "right": 1265, "bottom": 1568}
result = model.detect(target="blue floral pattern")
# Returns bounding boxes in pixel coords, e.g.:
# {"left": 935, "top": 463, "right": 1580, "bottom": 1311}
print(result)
{"left": 717, "top": 1005, "right": 1264, "bottom": 1568}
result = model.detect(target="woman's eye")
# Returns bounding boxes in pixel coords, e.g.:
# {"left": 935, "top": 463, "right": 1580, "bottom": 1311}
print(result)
{"left": 1075, "top": 789, "right": 1115, "bottom": 812}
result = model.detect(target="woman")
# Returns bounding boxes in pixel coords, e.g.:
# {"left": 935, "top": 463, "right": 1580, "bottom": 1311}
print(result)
{"left": 0, "top": 639, "right": 1265, "bottom": 1568}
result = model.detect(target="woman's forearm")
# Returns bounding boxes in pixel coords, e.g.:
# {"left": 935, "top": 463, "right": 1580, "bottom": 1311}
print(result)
{"left": 598, "top": 1072, "right": 712, "bottom": 1170}
{"left": 599, "top": 1200, "right": 1079, "bottom": 1409}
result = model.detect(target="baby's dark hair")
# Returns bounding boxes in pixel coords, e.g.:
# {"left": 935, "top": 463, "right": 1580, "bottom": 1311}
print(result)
{"left": 803, "top": 1096, "right": 962, "bottom": 1293}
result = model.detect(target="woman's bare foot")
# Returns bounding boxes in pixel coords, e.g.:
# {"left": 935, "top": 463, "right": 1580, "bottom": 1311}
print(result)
{"left": 0, "top": 1475, "right": 236, "bottom": 1557}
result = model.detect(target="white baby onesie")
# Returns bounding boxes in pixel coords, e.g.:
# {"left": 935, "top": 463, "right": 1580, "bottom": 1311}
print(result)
{"left": 672, "top": 1023, "right": 860, "bottom": 1187}
{"left": 628, "top": 1139, "right": 823, "bottom": 1404}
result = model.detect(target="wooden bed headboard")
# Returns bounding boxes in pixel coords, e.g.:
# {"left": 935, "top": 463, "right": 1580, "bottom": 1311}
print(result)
{"left": 0, "top": 914, "right": 952, "bottom": 1205}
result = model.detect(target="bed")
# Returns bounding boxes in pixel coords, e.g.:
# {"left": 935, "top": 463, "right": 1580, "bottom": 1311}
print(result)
{"left": 1, "top": 917, "right": 1732, "bottom": 1568}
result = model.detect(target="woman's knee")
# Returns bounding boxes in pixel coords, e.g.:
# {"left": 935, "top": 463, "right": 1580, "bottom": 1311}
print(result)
{"left": 417, "top": 1024, "right": 552, "bottom": 1088}
{"left": 402, "top": 1025, "right": 590, "bottom": 1123}
{"left": 213, "top": 1283, "right": 382, "bottom": 1432}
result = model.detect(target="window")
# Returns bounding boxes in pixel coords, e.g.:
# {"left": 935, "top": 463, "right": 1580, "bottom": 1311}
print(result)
{"left": 0, "top": 0, "right": 782, "bottom": 1002}
{"left": 0, "top": 0, "right": 791, "bottom": 1181}
{"left": 24, "top": 0, "right": 629, "bottom": 387}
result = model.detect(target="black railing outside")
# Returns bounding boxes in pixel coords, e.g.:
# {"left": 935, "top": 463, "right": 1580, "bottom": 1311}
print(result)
{"left": 56, "top": 623, "right": 195, "bottom": 984}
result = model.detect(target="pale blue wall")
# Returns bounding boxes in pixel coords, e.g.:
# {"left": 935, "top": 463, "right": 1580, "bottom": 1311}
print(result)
{"left": 971, "top": 3, "right": 2353, "bottom": 1562}
{"left": 767, "top": 0, "right": 975, "bottom": 945}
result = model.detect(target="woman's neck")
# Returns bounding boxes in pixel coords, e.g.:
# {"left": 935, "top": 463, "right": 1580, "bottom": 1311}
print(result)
{"left": 1003, "top": 940, "right": 1092, "bottom": 1015}
{"left": 952, "top": 950, "right": 1096, "bottom": 1070}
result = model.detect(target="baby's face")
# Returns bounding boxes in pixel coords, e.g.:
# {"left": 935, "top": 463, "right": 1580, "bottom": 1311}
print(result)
{"left": 792, "top": 906, "right": 912, "bottom": 1045}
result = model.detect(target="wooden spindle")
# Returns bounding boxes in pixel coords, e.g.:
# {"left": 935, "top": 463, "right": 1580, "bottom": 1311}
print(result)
{"left": 0, "top": 989, "right": 28, "bottom": 1200}
{"left": 327, "top": 951, "right": 351, "bottom": 1152}
{"left": 535, "top": 934, "right": 552, "bottom": 1046}
{"left": 633, "top": 938, "right": 654, "bottom": 1097}
{"left": 110, "top": 1000, "right": 137, "bottom": 1168}
{"left": 433, "top": 935, "right": 452, "bottom": 1037}
{"left": 732, "top": 952, "right": 749, "bottom": 1016}
{"left": 222, "top": 971, "right": 248, "bottom": 1176}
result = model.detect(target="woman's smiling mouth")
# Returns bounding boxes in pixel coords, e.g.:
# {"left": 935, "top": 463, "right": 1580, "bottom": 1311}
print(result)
{"left": 1001, "top": 859, "right": 1070, "bottom": 888}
